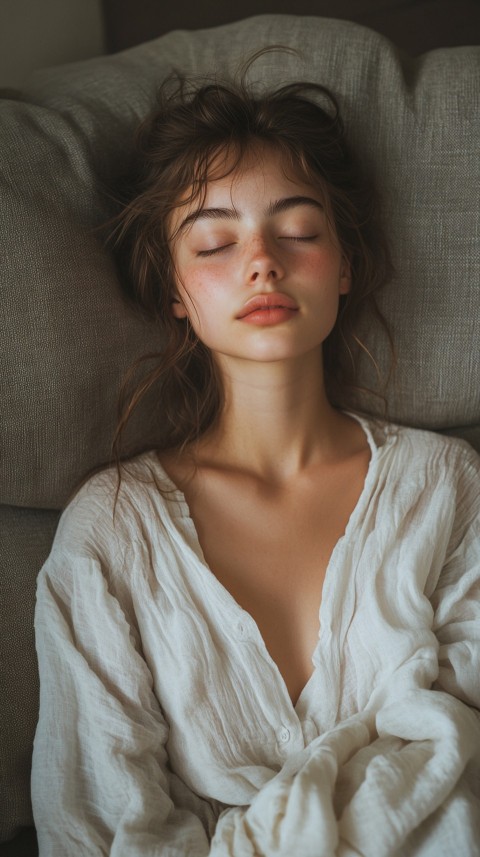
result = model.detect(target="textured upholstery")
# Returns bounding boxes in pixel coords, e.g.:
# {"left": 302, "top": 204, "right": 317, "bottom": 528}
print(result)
{"left": 0, "top": 507, "right": 60, "bottom": 841}
{"left": 1, "top": 13, "right": 479, "bottom": 844}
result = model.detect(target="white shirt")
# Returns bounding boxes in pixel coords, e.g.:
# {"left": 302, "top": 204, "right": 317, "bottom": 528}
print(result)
{"left": 32, "top": 415, "right": 480, "bottom": 856}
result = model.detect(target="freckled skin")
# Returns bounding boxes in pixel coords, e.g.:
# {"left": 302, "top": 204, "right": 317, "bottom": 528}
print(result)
{"left": 170, "top": 146, "right": 351, "bottom": 371}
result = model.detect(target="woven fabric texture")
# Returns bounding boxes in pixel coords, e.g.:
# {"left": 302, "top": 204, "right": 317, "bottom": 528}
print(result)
{"left": 0, "top": 506, "right": 60, "bottom": 840}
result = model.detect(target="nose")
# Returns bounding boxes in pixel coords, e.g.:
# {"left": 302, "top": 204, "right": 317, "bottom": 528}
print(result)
{"left": 246, "top": 236, "right": 285, "bottom": 285}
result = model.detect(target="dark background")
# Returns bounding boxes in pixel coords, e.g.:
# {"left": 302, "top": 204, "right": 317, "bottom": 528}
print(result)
{"left": 102, "top": 0, "right": 480, "bottom": 56}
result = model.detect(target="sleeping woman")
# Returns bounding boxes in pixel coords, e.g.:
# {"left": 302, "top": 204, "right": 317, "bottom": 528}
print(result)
{"left": 31, "top": 69, "right": 480, "bottom": 856}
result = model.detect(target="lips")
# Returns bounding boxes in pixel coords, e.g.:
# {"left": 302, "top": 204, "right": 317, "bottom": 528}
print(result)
{"left": 236, "top": 293, "right": 298, "bottom": 319}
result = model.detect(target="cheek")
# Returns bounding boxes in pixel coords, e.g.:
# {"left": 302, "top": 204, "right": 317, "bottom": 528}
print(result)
{"left": 178, "top": 266, "right": 228, "bottom": 334}
{"left": 179, "top": 267, "right": 219, "bottom": 307}
{"left": 301, "top": 246, "right": 344, "bottom": 279}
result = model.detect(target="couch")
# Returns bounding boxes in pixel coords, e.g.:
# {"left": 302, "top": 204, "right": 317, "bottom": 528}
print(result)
{"left": 1, "top": 13, "right": 479, "bottom": 856}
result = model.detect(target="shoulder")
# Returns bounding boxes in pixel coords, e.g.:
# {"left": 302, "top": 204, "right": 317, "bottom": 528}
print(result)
{"left": 398, "top": 423, "right": 478, "bottom": 474}
{"left": 50, "top": 450, "right": 172, "bottom": 562}
{"left": 353, "top": 417, "right": 480, "bottom": 564}
{"left": 369, "top": 416, "right": 479, "bottom": 475}
{"left": 370, "top": 418, "right": 480, "bottom": 526}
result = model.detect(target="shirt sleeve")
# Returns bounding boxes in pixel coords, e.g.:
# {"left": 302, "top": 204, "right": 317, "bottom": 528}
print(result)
{"left": 431, "top": 445, "right": 480, "bottom": 710}
{"left": 32, "top": 546, "right": 221, "bottom": 856}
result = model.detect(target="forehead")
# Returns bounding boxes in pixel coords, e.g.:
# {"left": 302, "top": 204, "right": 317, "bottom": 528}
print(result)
{"left": 169, "top": 142, "right": 325, "bottom": 235}
{"left": 203, "top": 143, "right": 319, "bottom": 198}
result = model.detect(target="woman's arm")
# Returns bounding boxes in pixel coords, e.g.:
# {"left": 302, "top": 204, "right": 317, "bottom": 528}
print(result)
{"left": 430, "top": 447, "right": 480, "bottom": 710}
{"left": 32, "top": 552, "right": 216, "bottom": 856}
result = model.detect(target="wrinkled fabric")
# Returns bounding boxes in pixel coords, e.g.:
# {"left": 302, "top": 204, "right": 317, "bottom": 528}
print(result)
{"left": 32, "top": 415, "right": 480, "bottom": 856}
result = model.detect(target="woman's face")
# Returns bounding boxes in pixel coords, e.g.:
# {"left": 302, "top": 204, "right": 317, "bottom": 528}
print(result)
{"left": 169, "top": 146, "right": 351, "bottom": 370}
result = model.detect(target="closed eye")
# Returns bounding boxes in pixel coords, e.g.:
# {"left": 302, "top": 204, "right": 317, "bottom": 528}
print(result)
{"left": 197, "top": 235, "right": 318, "bottom": 256}
{"left": 197, "top": 244, "right": 234, "bottom": 257}
{"left": 281, "top": 235, "right": 319, "bottom": 242}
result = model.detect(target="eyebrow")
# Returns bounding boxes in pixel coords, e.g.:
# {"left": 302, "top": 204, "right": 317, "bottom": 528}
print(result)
{"left": 266, "top": 196, "right": 324, "bottom": 217}
{"left": 176, "top": 195, "right": 324, "bottom": 234}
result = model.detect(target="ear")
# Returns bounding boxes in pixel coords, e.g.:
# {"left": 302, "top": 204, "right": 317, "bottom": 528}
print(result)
{"left": 171, "top": 296, "right": 189, "bottom": 319}
{"left": 339, "top": 256, "right": 352, "bottom": 295}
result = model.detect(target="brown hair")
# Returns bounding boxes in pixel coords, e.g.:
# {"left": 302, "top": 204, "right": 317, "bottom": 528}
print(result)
{"left": 110, "top": 65, "right": 394, "bottom": 467}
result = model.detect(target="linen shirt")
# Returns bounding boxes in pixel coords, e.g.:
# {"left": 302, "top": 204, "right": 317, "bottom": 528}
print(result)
{"left": 32, "top": 415, "right": 480, "bottom": 856}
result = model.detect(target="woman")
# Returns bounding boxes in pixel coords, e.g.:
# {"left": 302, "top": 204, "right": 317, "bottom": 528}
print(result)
{"left": 31, "top": 72, "right": 480, "bottom": 856}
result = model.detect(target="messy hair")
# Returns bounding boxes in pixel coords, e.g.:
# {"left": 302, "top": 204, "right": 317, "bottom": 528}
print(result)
{"left": 111, "top": 61, "right": 394, "bottom": 464}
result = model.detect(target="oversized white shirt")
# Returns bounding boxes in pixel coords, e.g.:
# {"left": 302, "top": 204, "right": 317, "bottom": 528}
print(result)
{"left": 32, "top": 415, "right": 480, "bottom": 856}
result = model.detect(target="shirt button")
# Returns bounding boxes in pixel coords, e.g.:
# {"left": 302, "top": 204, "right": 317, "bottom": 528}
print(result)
{"left": 278, "top": 727, "right": 290, "bottom": 743}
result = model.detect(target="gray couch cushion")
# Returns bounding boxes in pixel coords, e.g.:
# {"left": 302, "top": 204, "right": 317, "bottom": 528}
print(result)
{"left": 2, "top": 16, "right": 479, "bottom": 511}
{"left": 1, "top": 101, "right": 163, "bottom": 511}
{"left": 0, "top": 506, "right": 60, "bottom": 841}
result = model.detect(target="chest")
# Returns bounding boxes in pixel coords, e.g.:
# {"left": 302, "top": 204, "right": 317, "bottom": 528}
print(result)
{"left": 182, "top": 457, "right": 369, "bottom": 705}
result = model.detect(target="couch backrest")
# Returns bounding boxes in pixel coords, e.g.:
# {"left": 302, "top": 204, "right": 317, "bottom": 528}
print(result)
{"left": 2, "top": 15, "right": 479, "bottom": 512}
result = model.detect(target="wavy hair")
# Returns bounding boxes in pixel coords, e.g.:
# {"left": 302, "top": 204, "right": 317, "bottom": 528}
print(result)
{"left": 110, "top": 61, "right": 394, "bottom": 468}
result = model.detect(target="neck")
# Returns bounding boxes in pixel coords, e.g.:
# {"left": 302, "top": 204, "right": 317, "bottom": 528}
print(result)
{"left": 196, "top": 351, "right": 349, "bottom": 484}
